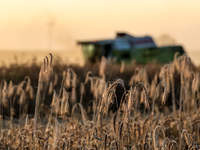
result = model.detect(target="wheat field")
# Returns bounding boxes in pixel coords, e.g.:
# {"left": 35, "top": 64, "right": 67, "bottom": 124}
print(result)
{"left": 0, "top": 52, "right": 200, "bottom": 149}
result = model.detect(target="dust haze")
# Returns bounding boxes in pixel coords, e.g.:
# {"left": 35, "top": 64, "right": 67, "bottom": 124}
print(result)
{"left": 0, "top": 11, "right": 84, "bottom": 66}
{"left": 0, "top": 11, "right": 77, "bottom": 51}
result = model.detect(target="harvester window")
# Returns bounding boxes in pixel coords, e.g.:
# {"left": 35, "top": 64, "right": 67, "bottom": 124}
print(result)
{"left": 82, "top": 44, "right": 95, "bottom": 58}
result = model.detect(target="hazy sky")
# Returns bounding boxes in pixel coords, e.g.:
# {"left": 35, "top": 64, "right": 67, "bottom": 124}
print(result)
{"left": 0, "top": 0, "right": 200, "bottom": 51}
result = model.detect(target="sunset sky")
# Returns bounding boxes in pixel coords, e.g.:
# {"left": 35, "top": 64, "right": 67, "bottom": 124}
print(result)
{"left": 0, "top": 0, "right": 200, "bottom": 51}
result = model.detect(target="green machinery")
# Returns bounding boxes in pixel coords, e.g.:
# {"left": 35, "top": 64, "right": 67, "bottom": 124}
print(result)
{"left": 77, "top": 32, "right": 185, "bottom": 64}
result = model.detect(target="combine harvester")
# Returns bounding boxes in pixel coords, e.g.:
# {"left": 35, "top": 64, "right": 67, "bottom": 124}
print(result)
{"left": 77, "top": 32, "right": 185, "bottom": 64}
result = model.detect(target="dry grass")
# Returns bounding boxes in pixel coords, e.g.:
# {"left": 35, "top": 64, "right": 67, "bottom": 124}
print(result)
{"left": 0, "top": 53, "right": 200, "bottom": 149}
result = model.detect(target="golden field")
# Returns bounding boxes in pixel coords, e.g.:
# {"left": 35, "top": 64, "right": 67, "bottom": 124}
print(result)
{"left": 0, "top": 49, "right": 85, "bottom": 66}
{"left": 0, "top": 51, "right": 200, "bottom": 149}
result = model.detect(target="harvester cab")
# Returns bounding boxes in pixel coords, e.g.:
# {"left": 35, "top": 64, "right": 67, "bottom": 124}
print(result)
{"left": 77, "top": 32, "right": 185, "bottom": 64}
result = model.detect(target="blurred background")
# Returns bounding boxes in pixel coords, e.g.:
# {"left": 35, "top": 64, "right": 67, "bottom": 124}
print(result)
{"left": 0, "top": 0, "right": 200, "bottom": 66}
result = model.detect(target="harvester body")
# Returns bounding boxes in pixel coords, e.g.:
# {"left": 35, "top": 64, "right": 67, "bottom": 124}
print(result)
{"left": 77, "top": 33, "right": 185, "bottom": 64}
